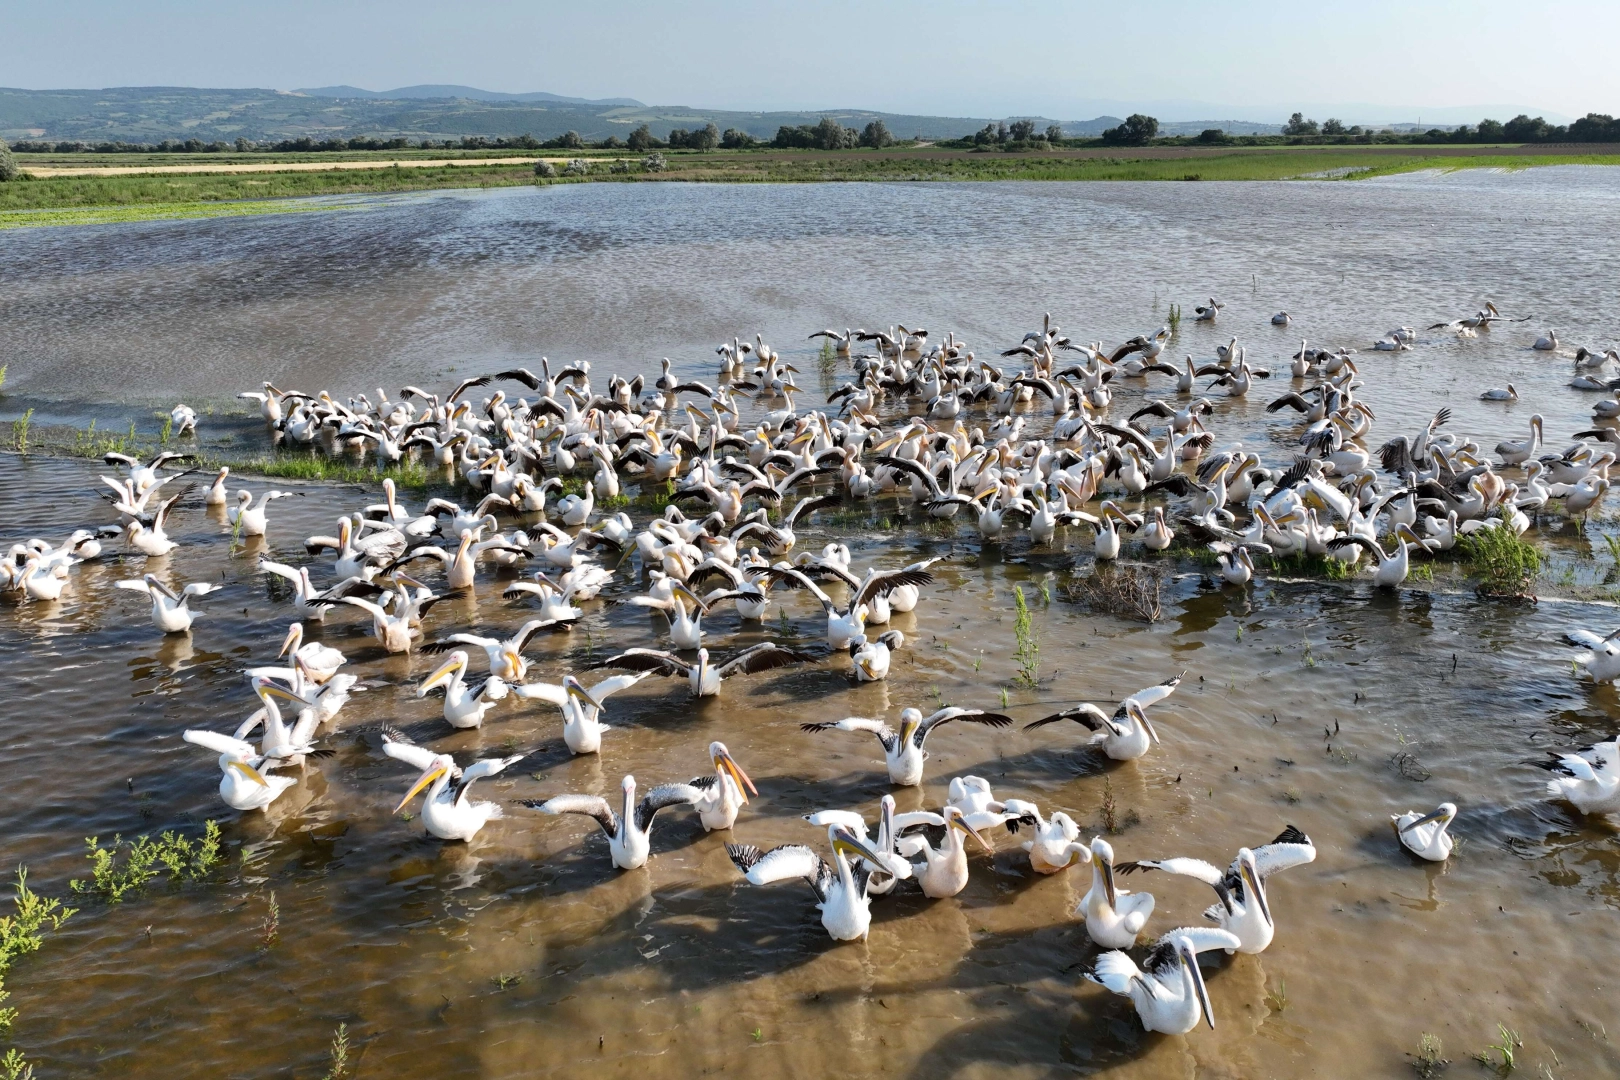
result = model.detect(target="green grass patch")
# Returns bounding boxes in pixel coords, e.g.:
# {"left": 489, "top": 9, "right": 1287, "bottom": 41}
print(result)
{"left": 1459, "top": 528, "right": 1540, "bottom": 600}
{"left": 70, "top": 822, "right": 223, "bottom": 903}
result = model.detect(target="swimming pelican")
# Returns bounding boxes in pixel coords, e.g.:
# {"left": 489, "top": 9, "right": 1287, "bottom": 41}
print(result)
{"left": 945, "top": 775, "right": 1022, "bottom": 833}
{"left": 1003, "top": 799, "right": 1081, "bottom": 873}
{"left": 685, "top": 741, "right": 758, "bottom": 831}
{"left": 848, "top": 630, "right": 904, "bottom": 681}
{"left": 228, "top": 490, "right": 294, "bottom": 537}
{"left": 764, "top": 561, "right": 934, "bottom": 648}
{"left": 181, "top": 729, "right": 294, "bottom": 811}
{"left": 1479, "top": 384, "right": 1518, "bottom": 401}
{"left": 1329, "top": 524, "right": 1431, "bottom": 588}
{"left": 589, "top": 642, "right": 814, "bottom": 698}
{"left": 900, "top": 805, "right": 991, "bottom": 898}
{"left": 420, "top": 620, "right": 557, "bottom": 681}
{"left": 1208, "top": 541, "right": 1266, "bottom": 586}
{"left": 512, "top": 672, "right": 651, "bottom": 754}
{"left": 800, "top": 706, "right": 1013, "bottom": 786}
{"left": 1393, "top": 802, "right": 1456, "bottom": 861}
{"left": 1023, "top": 675, "right": 1183, "bottom": 762}
{"left": 257, "top": 558, "right": 372, "bottom": 623}
{"left": 1529, "top": 738, "right": 1620, "bottom": 816}
{"left": 628, "top": 582, "right": 711, "bottom": 650}
{"left": 1117, "top": 825, "right": 1316, "bottom": 954}
{"left": 416, "top": 650, "right": 511, "bottom": 729}
{"left": 1533, "top": 330, "right": 1559, "bottom": 351}
{"left": 331, "top": 577, "right": 457, "bottom": 653}
{"left": 1080, "top": 836, "right": 1155, "bottom": 948}
{"left": 384, "top": 728, "right": 527, "bottom": 842}
{"left": 124, "top": 491, "right": 186, "bottom": 557}
{"left": 1271, "top": 311, "right": 1291, "bottom": 326}
{"left": 276, "top": 622, "right": 346, "bottom": 683}
{"left": 1088, "top": 927, "right": 1241, "bottom": 1034}
{"left": 725, "top": 824, "right": 889, "bottom": 941}
{"left": 114, "top": 574, "right": 222, "bottom": 633}
{"left": 1495, "top": 414, "right": 1543, "bottom": 466}
{"left": 524, "top": 774, "right": 703, "bottom": 870}
{"left": 1564, "top": 627, "right": 1620, "bottom": 682}
{"left": 205, "top": 467, "right": 231, "bottom": 507}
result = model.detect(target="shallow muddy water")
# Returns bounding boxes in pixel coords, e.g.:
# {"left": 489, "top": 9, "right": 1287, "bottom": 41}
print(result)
{"left": 3, "top": 172, "right": 1620, "bottom": 1078}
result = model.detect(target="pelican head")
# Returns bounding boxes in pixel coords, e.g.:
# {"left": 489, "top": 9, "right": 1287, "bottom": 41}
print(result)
{"left": 828, "top": 824, "right": 884, "bottom": 869}
{"left": 1127, "top": 700, "right": 1159, "bottom": 745}
{"left": 898, "top": 707, "right": 924, "bottom": 744}
{"left": 944, "top": 805, "right": 991, "bottom": 850}
{"left": 562, "top": 674, "right": 604, "bottom": 711}
{"left": 1236, "top": 847, "right": 1271, "bottom": 925}
{"left": 1400, "top": 802, "right": 1457, "bottom": 834}
{"left": 278, "top": 622, "right": 304, "bottom": 659}
{"left": 709, "top": 741, "right": 758, "bottom": 800}
{"left": 1090, "top": 835, "right": 1119, "bottom": 906}
{"left": 418, "top": 651, "right": 468, "bottom": 696}
{"left": 395, "top": 755, "right": 453, "bottom": 813}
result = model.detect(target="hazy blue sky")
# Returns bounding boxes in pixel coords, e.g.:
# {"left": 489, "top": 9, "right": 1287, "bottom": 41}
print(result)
{"left": 7, "top": 0, "right": 1615, "bottom": 122}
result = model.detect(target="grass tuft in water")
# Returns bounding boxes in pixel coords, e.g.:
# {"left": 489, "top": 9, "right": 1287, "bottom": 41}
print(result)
{"left": 1012, "top": 586, "right": 1040, "bottom": 688}
{"left": 1410, "top": 1032, "right": 1449, "bottom": 1077}
{"left": 70, "top": 821, "right": 223, "bottom": 903}
{"left": 492, "top": 972, "right": 523, "bottom": 991}
{"left": 1474, "top": 1024, "right": 1521, "bottom": 1072}
{"left": 258, "top": 892, "right": 280, "bottom": 952}
{"left": 1099, "top": 777, "right": 1118, "bottom": 834}
{"left": 8, "top": 410, "right": 31, "bottom": 453}
{"left": 1265, "top": 981, "right": 1288, "bottom": 1013}
{"left": 1066, "top": 565, "right": 1163, "bottom": 621}
{"left": 0, "top": 868, "right": 76, "bottom": 1036}
{"left": 321, "top": 1024, "right": 350, "bottom": 1080}
{"left": 1460, "top": 529, "right": 1539, "bottom": 601}
{"left": 1166, "top": 304, "right": 1181, "bottom": 334}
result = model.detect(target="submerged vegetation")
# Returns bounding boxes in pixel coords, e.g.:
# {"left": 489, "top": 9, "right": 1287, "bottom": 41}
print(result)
{"left": 0, "top": 869, "right": 75, "bottom": 1078}
{"left": 70, "top": 822, "right": 224, "bottom": 903}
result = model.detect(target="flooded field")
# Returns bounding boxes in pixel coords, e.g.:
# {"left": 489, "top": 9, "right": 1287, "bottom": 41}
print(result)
{"left": 3, "top": 171, "right": 1620, "bottom": 1078}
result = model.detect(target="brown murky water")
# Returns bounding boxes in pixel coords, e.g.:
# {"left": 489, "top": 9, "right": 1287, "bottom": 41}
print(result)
{"left": 4, "top": 172, "right": 1620, "bottom": 1078}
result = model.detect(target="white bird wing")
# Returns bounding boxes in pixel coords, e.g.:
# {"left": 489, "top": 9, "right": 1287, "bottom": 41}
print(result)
{"left": 1128, "top": 857, "right": 1224, "bottom": 885}
{"left": 739, "top": 844, "right": 831, "bottom": 893}
{"left": 114, "top": 579, "right": 154, "bottom": 596}
{"left": 1089, "top": 950, "right": 1146, "bottom": 995}
{"left": 1250, "top": 827, "right": 1317, "bottom": 879}
{"left": 511, "top": 680, "right": 568, "bottom": 706}
{"left": 803, "top": 809, "right": 869, "bottom": 833}
{"left": 1556, "top": 754, "right": 1600, "bottom": 782}
{"left": 184, "top": 729, "right": 257, "bottom": 758}
{"left": 591, "top": 672, "right": 652, "bottom": 699}
{"left": 535, "top": 793, "right": 619, "bottom": 836}
{"left": 258, "top": 559, "right": 304, "bottom": 587}
{"left": 635, "top": 783, "right": 704, "bottom": 832}
{"left": 461, "top": 753, "right": 525, "bottom": 783}
{"left": 1566, "top": 629, "right": 1611, "bottom": 651}
{"left": 182, "top": 582, "right": 223, "bottom": 598}
{"left": 1124, "top": 674, "right": 1183, "bottom": 710}
{"left": 892, "top": 811, "right": 946, "bottom": 830}
{"left": 381, "top": 734, "right": 440, "bottom": 772}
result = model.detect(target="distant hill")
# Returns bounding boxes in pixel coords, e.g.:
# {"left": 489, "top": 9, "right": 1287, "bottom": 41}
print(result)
{"left": 296, "top": 84, "right": 645, "bottom": 107}
{"left": 0, "top": 85, "right": 1119, "bottom": 145}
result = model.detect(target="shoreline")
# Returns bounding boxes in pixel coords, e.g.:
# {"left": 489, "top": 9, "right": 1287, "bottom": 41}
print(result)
{"left": 3, "top": 148, "right": 1618, "bottom": 230}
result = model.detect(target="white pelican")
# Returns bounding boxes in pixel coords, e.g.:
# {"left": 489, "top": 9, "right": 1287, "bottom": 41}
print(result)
{"left": 1530, "top": 738, "right": 1620, "bottom": 816}
{"left": 1564, "top": 628, "right": 1620, "bottom": 682}
{"left": 1141, "top": 506, "right": 1174, "bottom": 551}
{"left": 228, "top": 490, "right": 293, "bottom": 537}
{"left": 945, "top": 776, "right": 1021, "bottom": 833}
{"left": 276, "top": 622, "right": 345, "bottom": 683}
{"left": 1271, "top": 311, "right": 1291, "bottom": 326}
{"left": 1080, "top": 836, "right": 1155, "bottom": 948}
{"left": 420, "top": 620, "right": 556, "bottom": 681}
{"left": 848, "top": 630, "right": 904, "bottom": 682}
{"left": 124, "top": 491, "right": 185, "bottom": 557}
{"left": 628, "top": 582, "right": 711, "bottom": 650}
{"left": 331, "top": 578, "right": 455, "bottom": 653}
{"left": 1479, "top": 384, "right": 1518, "bottom": 401}
{"left": 416, "top": 651, "right": 511, "bottom": 729}
{"left": 182, "top": 729, "right": 293, "bottom": 811}
{"left": 1495, "top": 414, "right": 1543, "bottom": 466}
{"left": 900, "top": 805, "right": 990, "bottom": 898}
{"left": 1023, "top": 675, "right": 1183, "bottom": 762}
{"left": 1003, "top": 799, "right": 1081, "bottom": 873}
{"left": 764, "top": 561, "right": 935, "bottom": 648}
{"left": 1533, "top": 330, "right": 1559, "bottom": 351}
{"left": 512, "top": 671, "right": 650, "bottom": 754}
{"left": 169, "top": 403, "right": 197, "bottom": 436}
{"left": 501, "top": 572, "right": 587, "bottom": 625}
{"left": 1209, "top": 541, "right": 1265, "bottom": 586}
{"left": 205, "top": 467, "right": 231, "bottom": 507}
{"left": 1393, "top": 803, "right": 1456, "bottom": 861}
{"left": 685, "top": 741, "right": 757, "bottom": 831}
{"left": 1088, "top": 927, "right": 1241, "bottom": 1034}
{"left": 1117, "top": 826, "right": 1316, "bottom": 954}
{"left": 1194, "top": 297, "right": 1224, "bottom": 322}
{"left": 803, "top": 795, "right": 922, "bottom": 895}
{"left": 114, "top": 574, "right": 222, "bottom": 633}
{"left": 800, "top": 706, "right": 1014, "bottom": 787}
{"left": 384, "top": 728, "right": 527, "bottom": 842}
{"left": 524, "top": 774, "right": 702, "bottom": 870}
{"left": 726, "top": 824, "right": 889, "bottom": 941}
{"left": 1329, "top": 525, "right": 1431, "bottom": 588}
{"left": 257, "top": 558, "right": 373, "bottom": 623}
{"left": 589, "top": 642, "right": 814, "bottom": 698}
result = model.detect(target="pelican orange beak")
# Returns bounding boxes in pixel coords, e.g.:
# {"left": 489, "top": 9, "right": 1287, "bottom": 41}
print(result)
{"left": 951, "top": 814, "right": 992, "bottom": 851}
{"left": 1241, "top": 857, "right": 1271, "bottom": 925}
{"left": 1401, "top": 807, "right": 1450, "bottom": 833}
{"left": 395, "top": 764, "right": 448, "bottom": 813}
{"left": 277, "top": 623, "right": 302, "bottom": 659}
{"left": 672, "top": 582, "right": 708, "bottom": 613}
{"left": 418, "top": 655, "right": 463, "bottom": 696}
{"left": 830, "top": 826, "right": 884, "bottom": 867}
{"left": 256, "top": 682, "right": 306, "bottom": 706}
{"left": 1095, "top": 850, "right": 1118, "bottom": 907}
{"left": 713, "top": 746, "right": 758, "bottom": 799}
{"left": 228, "top": 759, "right": 271, "bottom": 787}
{"left": 564, "top": 675, "right": 604, "bottom": 711}
{"left": 503, "top": 649, "right": 523, "bottom": 676}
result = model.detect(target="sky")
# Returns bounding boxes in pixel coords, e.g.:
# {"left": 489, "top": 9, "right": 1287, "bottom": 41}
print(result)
{"left": 5, "top": 0, "right": 1616, "bottom": 123}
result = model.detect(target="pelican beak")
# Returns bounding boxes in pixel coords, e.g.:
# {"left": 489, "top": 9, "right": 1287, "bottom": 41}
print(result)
{"left": 1096, "top": 851, "right": 1118, "bottom": 908}
{"left": 277, "top": 623, "right": 302, "bottom": 659}
{"left": 418, "top": 655, "right": 462, "bottom": 696}
{"left": 952, "top": 815, "right": 992, "bottom": 851}
{"left": 1132, "top": 702, "right": 1160, "bottom": 745}
{"left": 256, "top": 683, "right": 305, "bottom": 705}
{"left": 1242, "top": 859, "right": 1271, "bottom": 925}
{"left": 395, "top": 764, "right": 448, "bottom": 813}
{"left": 1400, "top": 807, "right": 1449, "bottom": 833}
{"left": 715, "top": 747, "right": 758, "bottom": 798}
{"left": 564, "top": 676, "right": 604, "bottom": 711}
{"left": 830, "top": 827, "right": 884, "bottom": 867}
{"left": 672, "top": 582, "right": 708, "bottom": 612}
{"left": 504, "top": 649, "right": 523, "bottom": 676}
{"left": 1181, "top": 941, "right": 1218, "bottom": 1030}
{"left": 229, "top": 759, "right": 271, "bottom": 787}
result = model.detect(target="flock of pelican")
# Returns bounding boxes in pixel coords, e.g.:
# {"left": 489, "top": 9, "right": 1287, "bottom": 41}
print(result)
{"left": 10, "top": 302, "right": 1620, "bottom": 1039}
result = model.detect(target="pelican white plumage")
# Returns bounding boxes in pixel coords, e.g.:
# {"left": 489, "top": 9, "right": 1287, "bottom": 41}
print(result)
{"left": 115, "top": 574, "right": 222, "bottom": 633}
{"left": 1533, "top": 329, "right": 1559, "bottom": 351}
{"left": 1117, "top": 826, "right": 1316, "bottom": 954}
{"left": 945, "top": 775, "right": 1021, "bottom": 833}
{"left": 205, "top": 467, "right": 231, "bottom": 507}
{"left": 1270, "top": 311, "right": 1291, "bottom": 326}
{"left": 1479, "top": 383, "right": 1518, "bottom": 401}
{"left": 589, "top": 642, "right": 814, "bottom": 698}
{"left": 416, "top": 650, "right": 510, "bottom": 729}
{"left": 800, "top": 706, "right": 1014, "bottom": 787}
{"left": 524, "top": 774, "right": 702, "bottom": 870}
{"left": 900, "top": 805, "right": 990, "bottom": 898}
{"left": 1003, "top": 799, "right": 1081, "bottom": 874}
{"left": 228, "top": 489, "right": 293, "bottom": 537}
{"left": 1393, "top": 803, "right": 1456, "bottom": 861}
{"left": 686, "top": 741, "right": 758, "bottom": 831}
{"left": 169, "top": 403, "right": 197, "bottom": 436}
{"left": 848, "top": 630, "right": 904, "bottom": 682}
{"left": 1495, "top": 414, "right": 1543, "bottom": 466}
{"left": 1088, "top": 927, "right": 1241, "bottom": 1034}
{"left": 384, "top": 727, "right": 526, "bottom": 842}
{"left": 1564, "top": 627, "right": 1620, "bottom": 682}
{"left": 420, "top": 619, "right": 558, "bottom": 682}
{"left": 181, "top": 729, "right": 294, "bottom": 811}
{"left": 512, "top": 671, "right": 650, "bottom": 754}
{"left": 726, "top": 824, "right": 889, "bottom": 941}
{"left": 1079, "top": 836, "right": 1155, "bottom": 948}
{"left": 276, "top": 622, "right": 345, "bottom": 683}
{"left": 1022, "top": 675, "right": 1183, "bottom": 762}
{"left": 1530, "top": 738, "right": 1620, "bottom": 816}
